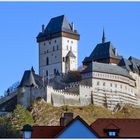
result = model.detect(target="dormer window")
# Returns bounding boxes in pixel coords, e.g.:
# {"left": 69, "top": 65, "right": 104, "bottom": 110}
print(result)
{"left": 104, "top": 124, "right": 120, "bottom": 138}
{"left": 104, "top": 129, "right": 119, "bottom": 138}
{"left": 108, "top": 131, "right": 117, "bottom": 137}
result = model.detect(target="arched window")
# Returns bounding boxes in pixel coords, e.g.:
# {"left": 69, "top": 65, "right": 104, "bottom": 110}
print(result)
{"left": 46, "top": 57, "right": 49, "bottom": 65}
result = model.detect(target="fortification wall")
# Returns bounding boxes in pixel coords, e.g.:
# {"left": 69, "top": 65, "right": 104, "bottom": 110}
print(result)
{"left": 17, "top": 87, "right": 46, "bottom": 108}
{"left": 46, "top": 85, "right": 80, "bottom": 106}
{"left": 79, "top": 85, "right": 92, "bottom": 106}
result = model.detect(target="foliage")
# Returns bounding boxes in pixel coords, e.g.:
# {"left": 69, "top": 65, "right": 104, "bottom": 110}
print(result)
{"left": 11, "top": 104, "right": 34, "bottom": 130}
{"left": 0, "top": 116, "right": 20, "bottom": 138}
{"left": 31, "top": 100, "right": 140, "bottom": 126}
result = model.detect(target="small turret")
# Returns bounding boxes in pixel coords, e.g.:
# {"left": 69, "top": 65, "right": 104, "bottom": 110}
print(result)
{"left": 71, "top": 22, "right": 74, "bottom": 31}
{"left": 102, "top": 29, "right": 106, "bottom": 44}
{"left": 42, "top": 24, "right": 45, "bottom": 33}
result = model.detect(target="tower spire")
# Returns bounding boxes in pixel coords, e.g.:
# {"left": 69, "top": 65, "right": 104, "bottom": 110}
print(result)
{"left": 102, "top": 28, "right": 106, "bottom": 44}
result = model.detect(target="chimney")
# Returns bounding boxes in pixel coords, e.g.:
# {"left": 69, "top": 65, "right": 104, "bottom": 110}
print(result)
{"left": 60, "top": 112, "right": 73, "bottom": 126}
{"left": 71, "top": 22, "right": 74, "bottom": 31}
{"left": 42, "top": 24, "right": 45, "bottom": 33}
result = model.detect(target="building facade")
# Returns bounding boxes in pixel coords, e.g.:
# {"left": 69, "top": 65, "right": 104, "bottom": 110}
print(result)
{"left": 1, "top": 15, "right": 140, "bottom": 112}
{"left": 36, "top": 15, "right": 80, "bottom": 79}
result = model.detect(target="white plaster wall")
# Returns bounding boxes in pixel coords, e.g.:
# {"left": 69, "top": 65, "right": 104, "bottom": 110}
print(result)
{"left": 62, "top": 37, "right": 78, "bottom": 73}
{"left": 79, "top": 85, "right": 92, "bottom": 106}
{"left": 39, "top": 36, "right": 78, "bottom": 78}
{"left": 39, "top": 37, "right": 62, "bottom": 78}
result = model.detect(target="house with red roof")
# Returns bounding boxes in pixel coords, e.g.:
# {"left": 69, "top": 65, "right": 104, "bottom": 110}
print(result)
{"left": 22, "top": 112, "right": 98, "bottom": 139}
{"left": 22, "top": 113, "right": 140, "bottom": 139}
{"left": 90, "top": 118, "right": 140, "bottom": 138}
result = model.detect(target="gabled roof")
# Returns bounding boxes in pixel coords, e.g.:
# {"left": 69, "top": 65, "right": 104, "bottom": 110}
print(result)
{"left": 129, "top": 56, "right": 140, "bottom": 66}
{"left": 66, "top": 50, "right": 76, "bottom": 58}
{"left": 118, "top": 57, "right": 132, "bottom": 71}
{"left": 31, "top": 126, "right": 64, "bottom": 138}
{"left": 83, "top": 41, "right": 122, "bottom": 64}
{"left": 118, "top": 56, "right": 140, "bottom": 74}
{"left": 90, "top": 118, "right": 140, "bottom": 138}
{"left": 56, "top": 116, "right": 99, "bottom": 138}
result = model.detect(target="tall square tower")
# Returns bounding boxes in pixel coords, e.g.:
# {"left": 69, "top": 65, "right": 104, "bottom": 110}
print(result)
{"left": 36, "top": 15, "right": 80, "bottom": 79}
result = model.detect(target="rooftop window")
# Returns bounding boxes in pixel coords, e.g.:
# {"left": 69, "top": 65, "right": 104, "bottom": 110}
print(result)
{"left": 108, "top": 131, "right": 117, "bottom": 137}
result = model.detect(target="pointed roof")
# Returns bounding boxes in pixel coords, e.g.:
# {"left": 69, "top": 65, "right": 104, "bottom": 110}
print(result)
{"left": 66, "top": 50, "right": 76, "bottom": 58}
{"left": 83, "top": 41, "right": 122, "bottom": 64}
{"left": 19, "top": 70, "right": 38, "bottom": 87}
{"left": 56, "top": 116, "right": 99, "bottom": 138}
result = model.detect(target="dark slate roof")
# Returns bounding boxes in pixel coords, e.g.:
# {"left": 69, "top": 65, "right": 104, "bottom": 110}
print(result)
{"left": 66, "top": 51, "right": 76, "bottom": 58}
{"left": 19, "top": 69, "right": 43, "bottom": 88}
{"left": 83, "top": 41, "right": 122, "bottom": 63}
{"left": 37, "top": 15, "right": 78, "bottom": 39}
{"left": 118, "top": 58, "right": 132, "bottom": 71}
{"left": 82, "top": 62, "right": 133, "bottom": 79}
{"left": 119, "top": 56, "right": 140, "bottom": 73}
{"left": 129, "top": 56, "right": 140, "bottom": 66}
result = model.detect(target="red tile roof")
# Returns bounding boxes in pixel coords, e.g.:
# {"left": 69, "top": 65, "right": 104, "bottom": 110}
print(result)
{"left": 90, "top": 118, "right": 140, "bottom": 138}
{"left": 31, "top": 126, "right": 64, "bottom": 138}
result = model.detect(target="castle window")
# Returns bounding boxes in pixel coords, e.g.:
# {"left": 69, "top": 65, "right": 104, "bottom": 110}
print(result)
{"left": 49, "top": 41, "right": 51, "bottom": 44}
{"left": 46, "top": 70, "right": 48, "bottom": 76}
{"left": 103, "top": 82, "right": 105, "bottom": 86}
{"left": 54, "top": 40, "right": 56, "bottom": 43}
{"left": 115, "top": 84, "right": 117, "bottom": 88}
{"left": 44, "top": 42, "right": 46, "bottom": 46}
{"left": 67, "top": 45, "right": 68, "bottom": 50}
{"left": 120, "top": 85, "right": 122, "bottom": 89}
{"left": 63, "top": 57, "right": 65, "bottom": 62}
{"left": 54, "top": 69, "right": 56, "bottom": 74}
{"left": 97, "top": 81, "right": 100, "bottom": 86}
{"left": 70, "top": 46, "right": 72, "bottom": 51}
{"left": 53, "top": 46, "right": 55, "bottom": 51}
{"left": 71, "top": 40, "right": 73, "bottom": 44}
{"left": 67, "top": 40, "right": 69, "bottom": 43}
{"left": 46, "top": 57, "right": 49, "bottom": 65}
{"left": 57, "top": 45, "right": 59, "bottom": 50}
{"left": 47, "top": 50, "right": 49, "bottom": 53}
{"left": 110, "top": 83, "right": 112, "bottom": 87}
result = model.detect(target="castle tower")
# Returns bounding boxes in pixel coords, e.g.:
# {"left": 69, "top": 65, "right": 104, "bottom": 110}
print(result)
{"left": 36, "top": 15, "right": 80, "bottom": 79}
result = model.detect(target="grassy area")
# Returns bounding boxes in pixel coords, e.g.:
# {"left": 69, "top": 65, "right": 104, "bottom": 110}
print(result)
{"left": 31, "top": 99, "right": 140, "bottom": 126}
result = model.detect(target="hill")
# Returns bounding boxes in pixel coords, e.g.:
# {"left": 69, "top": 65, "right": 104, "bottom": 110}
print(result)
{"left": 31, "top": 99, "right": 140, "bottom": 126}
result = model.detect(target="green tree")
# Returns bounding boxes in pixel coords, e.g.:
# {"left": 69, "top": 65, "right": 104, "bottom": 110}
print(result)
{"left": 11, "top": 104, "right": 33, "bottom": 130}
{"left": 0, "top": 116, "right": 20, "bottom": 138}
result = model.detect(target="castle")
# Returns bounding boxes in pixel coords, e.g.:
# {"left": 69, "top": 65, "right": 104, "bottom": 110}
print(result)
{"left": 1, "top": 15, "right": 140, "bottom": 112}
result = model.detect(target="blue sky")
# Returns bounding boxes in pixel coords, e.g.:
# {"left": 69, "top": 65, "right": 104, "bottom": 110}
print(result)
{"left": 0, "top": 2, "right": 140, "bottom": 95}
